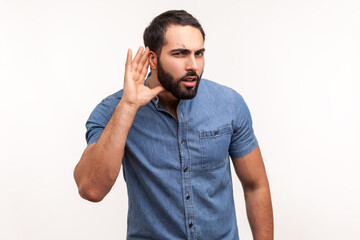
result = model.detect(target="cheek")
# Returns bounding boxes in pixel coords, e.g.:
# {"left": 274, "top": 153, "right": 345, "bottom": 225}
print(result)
{"left": 198, "top": 58, "right": 205, "bottom": 69}
{"left": 162, "top": 59, "right": 185, "bottom": 76}
{"left": 197, "top": 59, "right": 205, "bottom": 74}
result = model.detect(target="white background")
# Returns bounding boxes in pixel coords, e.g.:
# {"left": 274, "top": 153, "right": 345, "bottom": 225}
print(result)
{"left": 1, "top": 0, "right": 359, "bottom": 239}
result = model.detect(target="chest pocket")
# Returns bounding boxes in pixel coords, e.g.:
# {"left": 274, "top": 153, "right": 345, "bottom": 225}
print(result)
{"left": 200, "top": 125, "right": 232, "bottom": 171}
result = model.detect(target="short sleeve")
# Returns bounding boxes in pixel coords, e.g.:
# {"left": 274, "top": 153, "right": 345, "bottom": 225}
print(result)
{"left": 229, "top": 90, "right": 258, "bottom": 159}
{"left": 85, "top": 91, "right": 122, "bottom": 145}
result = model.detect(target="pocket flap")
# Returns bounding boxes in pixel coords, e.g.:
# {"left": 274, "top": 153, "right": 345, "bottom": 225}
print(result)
{"left": 200, "top": 125, "right": 232, "bottom": 138}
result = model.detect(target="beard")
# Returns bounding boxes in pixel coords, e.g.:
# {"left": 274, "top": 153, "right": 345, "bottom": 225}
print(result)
{"left": 157, "top": 60, "right": 202, "bottom": 99}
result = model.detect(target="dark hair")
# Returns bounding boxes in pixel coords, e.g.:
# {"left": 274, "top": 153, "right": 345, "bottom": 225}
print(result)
{"left": 143, "top": 10, "right": 205, "bottom": 56}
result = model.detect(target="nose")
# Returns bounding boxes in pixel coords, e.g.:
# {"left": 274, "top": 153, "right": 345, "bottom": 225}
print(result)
{"left": 185, "top": 55, "right": 199, "bottom": 72}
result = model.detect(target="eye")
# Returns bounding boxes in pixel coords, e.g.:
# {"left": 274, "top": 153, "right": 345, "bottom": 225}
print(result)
{"left": 195, "top": 51, "right": 204, "bottom": 56}
{"left": 173, "top": 52, "right": 183, "bottom": 56}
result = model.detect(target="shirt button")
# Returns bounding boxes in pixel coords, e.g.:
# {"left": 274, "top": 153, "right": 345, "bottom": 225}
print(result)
{"left": 186, "top": 194, "right": 190, "bottom": 200}
{"left": 183, "top": 167, "right": 188, "bottom": 172}
{"left": 188, "top": 222, "right": 193, "bottom": 228}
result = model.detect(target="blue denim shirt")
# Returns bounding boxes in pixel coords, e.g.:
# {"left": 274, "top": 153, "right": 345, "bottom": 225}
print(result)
{"left": 85, "top": 79, "right": 258, "bottom": 240}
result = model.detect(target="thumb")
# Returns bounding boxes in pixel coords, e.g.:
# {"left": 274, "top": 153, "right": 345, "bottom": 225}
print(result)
{"left": 151, "top": 85, "right": 166, "bottom": 97}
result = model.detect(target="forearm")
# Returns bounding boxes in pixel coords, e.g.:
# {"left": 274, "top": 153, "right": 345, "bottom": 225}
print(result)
{"left": 74, "top": 100, "right": 137, "bottom": 202}
{"left": 244, "top": 184, "right": 274, "bottom": 240}
{"left": 74, "top": 47, "right": 164, "bottom": 202}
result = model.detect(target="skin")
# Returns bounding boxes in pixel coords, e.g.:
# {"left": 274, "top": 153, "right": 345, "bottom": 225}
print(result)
{"left": 73, "top": 25, "right": 273, "bottom": 240}
{"left": 147, "top": 25, "right": 205, "bottom": 119}
{"left": 232, "top": 146, "right": 274, "bottom": 240}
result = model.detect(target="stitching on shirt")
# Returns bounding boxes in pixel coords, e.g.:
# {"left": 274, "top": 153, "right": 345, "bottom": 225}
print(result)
{"left": 232, "top": 89, "right": 248, "bottom": 132}
{"left": 184, "top": 103, "right": 197, "bottom": 239}
{"left": 199, "top": 125, "right": 232, "bottom": 138}
{"left": 232, "top": 89, "right": 236, "bottom": 134}
{"left": 178, "top": 117, "right": 189, "bottom": 238}
{"left": 199, "top": 124, "right": 232, "bottom": 172}
{"left": 230, "top": 138, "right": 257, "bottom": 154}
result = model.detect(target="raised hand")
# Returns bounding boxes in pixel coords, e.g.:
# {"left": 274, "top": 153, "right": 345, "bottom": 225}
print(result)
{"left": 122, "top": 46, "right": 164, "bottom": 110}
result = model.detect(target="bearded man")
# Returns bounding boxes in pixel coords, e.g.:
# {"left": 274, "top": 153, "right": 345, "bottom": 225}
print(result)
{"left": 74, "top": 10, "right": 273, "bottom": 240}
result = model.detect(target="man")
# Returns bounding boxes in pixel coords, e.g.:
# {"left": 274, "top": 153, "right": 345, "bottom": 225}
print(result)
{"left": 74, "top": 10, "right": 273, "bottom": 240}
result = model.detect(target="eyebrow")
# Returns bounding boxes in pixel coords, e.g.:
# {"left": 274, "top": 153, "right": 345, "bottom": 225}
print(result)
{"left": 169, "top": 48, "right": 206, "bottom": 54}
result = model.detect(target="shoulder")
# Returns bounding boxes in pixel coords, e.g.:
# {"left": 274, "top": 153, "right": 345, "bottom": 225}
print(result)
{"left": 85, "top": 89, "right": 123, "bottom": 144}
{"left": 94, "top": 89, "right": 123, "bottom": 113}
{"left": 197, "top": 78, "right": 242, "bottom": 105}
{"left": 87, "top": 89, "right": 123, "bottom": 124}
{"left": 101, "top": 89, "right": 123, "bottom": 107}
{"left": 199, "top": 79, "right": 233, "bottom": 93}
{"left": 197, "top": 79, "right": 252, "bottom": 120}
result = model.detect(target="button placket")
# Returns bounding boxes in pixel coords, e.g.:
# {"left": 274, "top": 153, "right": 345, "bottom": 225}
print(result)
{"left": 177, "top": 102, "right": 196, "bottom": 239}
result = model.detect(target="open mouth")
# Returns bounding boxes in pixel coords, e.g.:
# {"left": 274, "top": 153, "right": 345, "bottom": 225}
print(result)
{"left": 181, "top": 76, "right": 197, "bottom": 87}
{"left": 182, "top": 76, "right": 197, "bottom": 82}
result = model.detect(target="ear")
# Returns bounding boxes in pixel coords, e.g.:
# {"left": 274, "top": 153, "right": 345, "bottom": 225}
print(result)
{"left": 149, "top": 51, "right": 158, "bottom": 70}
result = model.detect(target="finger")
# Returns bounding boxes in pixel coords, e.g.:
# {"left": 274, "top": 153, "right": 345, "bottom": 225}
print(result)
{"left": 137, "top": 47, "right": 150, "bottom": 72}
{"left": 132, "top": 46, "right": 144, "bottom": 67}
{"left": 125, "top": 49, "right": 132, "bottom": 70}
{"left": 138, "top": 57, "right": 150, "bottom": 84}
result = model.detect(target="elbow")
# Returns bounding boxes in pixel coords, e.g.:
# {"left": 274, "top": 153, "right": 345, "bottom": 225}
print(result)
{"left": 73, "top": 159, "right": 115, "bottom": 203}
{"left": 74, "top": 171, "right": 106, "bottom": 202}
{"left": 78, "top": 184, "right": 106, "bottom": 202}
{"left": 243, "top": 179, "right": 270, "bottom": 193}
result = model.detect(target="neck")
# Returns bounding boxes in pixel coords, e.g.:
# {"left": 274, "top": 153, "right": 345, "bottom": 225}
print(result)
{"left": 148, "top": 75, "right": 180, "bottom": 118}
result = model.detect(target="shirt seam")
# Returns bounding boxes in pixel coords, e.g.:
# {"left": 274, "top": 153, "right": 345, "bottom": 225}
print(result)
{"left": 229, "top": 138, "right": 257, "bottom": 154}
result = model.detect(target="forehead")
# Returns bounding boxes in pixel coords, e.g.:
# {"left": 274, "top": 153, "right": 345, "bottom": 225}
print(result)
{"left": 162, "top": 25, "right": 204, "bottom": 50}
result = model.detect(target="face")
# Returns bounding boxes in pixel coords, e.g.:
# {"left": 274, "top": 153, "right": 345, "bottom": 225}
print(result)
{"left": 156, "top": 25, "right": 205, "bottom": 99}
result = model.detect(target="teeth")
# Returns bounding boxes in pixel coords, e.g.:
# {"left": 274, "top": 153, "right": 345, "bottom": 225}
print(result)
{"left": 183, "top": 78, "right": 195, "bottom": 82}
